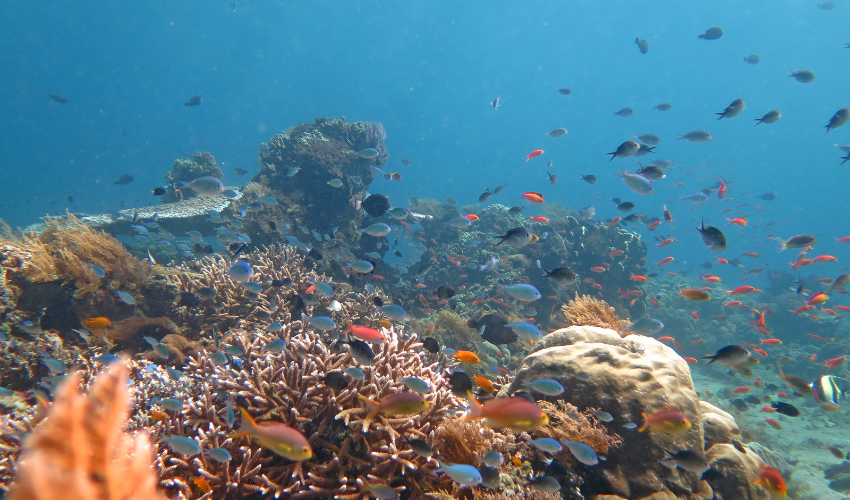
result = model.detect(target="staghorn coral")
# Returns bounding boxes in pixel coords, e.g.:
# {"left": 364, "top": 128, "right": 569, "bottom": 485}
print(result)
{"left": 135, "top": 323, "right": 461, "bottom": 499}
{"left": 0, "top": 414, "right": 33, "bottom": 496}
{"left": 7, "top": 361, "right": 164, "bottom": 500}
{"left": 12, "top": 215, "right": 152, "bottom": 300}
{"left": 557, "top": 293, "right": 630, "bottom": 336}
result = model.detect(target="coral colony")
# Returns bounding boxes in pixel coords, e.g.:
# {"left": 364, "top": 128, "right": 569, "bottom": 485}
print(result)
{"left": 0, "top": 117, "right": 805, "bottom": 500}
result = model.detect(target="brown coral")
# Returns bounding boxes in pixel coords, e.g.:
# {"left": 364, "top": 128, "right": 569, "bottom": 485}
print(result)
{"left": 138, "top": 323, "right": 461, "bottom": 499}
{"left": 8, "top": 361, "right": 164, "bottom": 500}
{"left": 533, "top": 401, "right": 621, "bottom": 458}
{"left": 12, "top": 215, "right": 151, "bottom": 300}
{"left": 557, "top": 294, "right": 630, "bottom": 336}
{"left": 432, "top": 419, "right": 503, "bottom": 466}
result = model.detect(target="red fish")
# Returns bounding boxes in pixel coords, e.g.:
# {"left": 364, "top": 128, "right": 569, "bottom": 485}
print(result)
{"left": 732, "top": 387, "right": 751, "bottom": 394}
{"left": 656, "top": 257, "right": 674, "bottom": 266}
{"left": 521, "top": 192, "right": 545, "bottom": 204}
{"left": 526, "top": 149, "right": 544, "bottom": 162}
{"left": 727, "top": 286, "right": 760, "bottom": 295}
{"left": 647, "top": 220, "right": 662, "bottom": 230}
{"left": 345, "top": 322, "right": 386, "bottom": 343}
{"left": 610, "top": 250, "right": 625, "bottom": 257}
{"left": 760, "top": 338, "right": 782, "bottom": 345}
{"left": 823, "top": 357, "right": 847, "bottom": 370}
{"left": 591, "top": 266, "right": 606, "bottom": 272}
{"left": 630, "top": 274, "right": 649, "bottom": 282}
{"left": 718, "top": 177, "right": 727, "bottom": 198}
{"left": 656, "top": 238, "right": 676, "bottom": 247}
{"left": 691, "top": 311, "right": 699, "bottom": 320}
{"left": 813, "top": 255, "right": 838, "bottom": 263}
{"left": 808, "top": 292, "right": 829, "bottom": 305}
{"left": 684, "top": 357, "right": 698, "bottom": 363}
{"left": 836, "top": 236, "right": 850, "bottom": 243}
{"left": 464, "top": 214, "right": 480, "bottom": 221}
{"left": 726, "top": 217, "right": 748, "bottom": 226}
{"left": 754, "top": 466, "right": 787, "bottom": 497}
{"left": 528, "top": 216, "right": 549, "bottom": 222}
{"left": 764, "top": 418, "right": 781, "bottom": 429}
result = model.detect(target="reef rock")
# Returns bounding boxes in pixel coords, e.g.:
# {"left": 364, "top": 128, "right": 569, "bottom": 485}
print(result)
{"left": 704, "top": 443, "right": 770, "bottom": 499}
{"left": 699, "top": 401, "right": 741, "bottom": 449}
{"left": 503, "top": 326, "right": 710, "bottom": 500}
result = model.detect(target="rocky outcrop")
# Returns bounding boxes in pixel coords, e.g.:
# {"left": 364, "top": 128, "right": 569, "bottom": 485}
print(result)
{"left": 503, "top": 326, "right": 776, "bottom": 500}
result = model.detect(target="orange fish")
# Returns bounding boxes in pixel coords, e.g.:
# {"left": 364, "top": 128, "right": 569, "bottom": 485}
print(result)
{"left": 726, "top": 217, "right": 748, "bottom": 226}
{"left": 608, "top": 216, "right": 621, "bottom": 226}
{"left": 610, "top": 250, "right": 625, "bottom": 257}
{"left": 473, "top": 374, "right": 495, "bottom": 392}
{"left": 679, "top": 289, "right": 711, "bottom": 301}
{"left": 656, "top": 256, "right": 674, "bottom": 266}
{"left": 657, "top": 238, "right": 675, "bottom": 247}
{"left": 638, "top": 406, "right": 692, "bottom": 434}
{"left": 466, "top": 395, "right": 548, "bottom": 432}
{"left": 808, "top": 292, "right": 829, "bottom": 305}
{"left": 83, "top": 317, "right": 112, "bottom": 330}
{"left": 630, "top": 274, "right": 649, "bottom": 282}
{"left": 727, "top": 286, "right": 760, "bottom": 295}
{"left": 521, "top": 192, "right": 545, "bottom": 204}
{"left": 529, "top": 216, "right": 549, "bottom": 223}
{"left": 526, "top": 149, "right": 544, "bottom": 162}
{"left": 764, "top": 418, "right": 781, "bottom": 429}
{"left": 647, "top": 220, "right": 662, "bottom": 230}
{"left": 363, "top": 391, "right": 429, "bottom": 418}
{"left": 718, "top": 177, "right": 727, "bottom": 198}
{"left": 345, "top": 322, "right": 386, "bottom": 343}
{"left": 231, "top": 407, "right": 313, "bottom": 460}
{"left": 754, "top": 466, "right": 787, "bottom": 497}
{"left": 813, "top": 255, "right": 838, "bottom": 263}
{"left": 454, "top": 351, "right": 480, "bottom": 364}
{"left": 590, "top": 266, "right": 606, "bottom": 273}
{"left": 732, "top": 386, "right": 751, "bottom": 394}
{"left": 823, "top": 357, "right": 847, "bottom": 370}
{"left": 760, "top": 338, "right": 782, "bottom": 345}
{"left": 464, "top": 214, "right": 479, "bottom": 221}
{"left": 691, "top": 311, "right": 699, "bottom": 320}
{"left": 194, "top": 477, "right": 212, "bottom": 494}
{"left": 684, "top": 357, "right": 698, "bottom": 363}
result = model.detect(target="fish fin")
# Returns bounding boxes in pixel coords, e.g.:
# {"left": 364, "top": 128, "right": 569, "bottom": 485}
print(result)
{"left": 230, "top": 407, "right": 258, "bottom": 438}
{"left": 359, "top": 395, "right": 381, "bottom": 419}
{"left": 637, "top": 412, "right": 649, "bottom": 432}
{"left": 465, "top": 392, "right": 484, "bottom": 419}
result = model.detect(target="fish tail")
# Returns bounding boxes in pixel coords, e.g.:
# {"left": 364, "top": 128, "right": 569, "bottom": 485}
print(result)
{"left": 637, "top": 413, "right": 649, "bottom": 432}
{"left": 359, "top": 395, "right": 381, "bottom": 419}
{"left": 464, "top": 392, "right": 484, "bottom": 420}
{"left": 230, "top": 407, "right": 258, "bottom": 438}
{"left": 778, "top": 240, "right": 787, "bottom": 252}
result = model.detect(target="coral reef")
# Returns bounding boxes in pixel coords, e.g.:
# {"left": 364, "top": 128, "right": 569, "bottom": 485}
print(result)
{"left": 533, "top": 400, "right": 622, "bottom": 458}
{"left": 556, "top": 294, "right": 631, "bottom": 335}
{"left": 7, "top": 361, "right": 164, "bottom": 500}
{"left": 163, "top": 151, "right": 224, "bottom": 202}
{"left": 137, "top": 324, "right": 460, "bottom": 499}
{"left": 14, "top": 215, "right": 152, "bottom": 301}
{"left": 250, "top": 117, "right": 386, "bottom": 241}
{"left": 504, "top": 326, "right": 711, "bottom": 499}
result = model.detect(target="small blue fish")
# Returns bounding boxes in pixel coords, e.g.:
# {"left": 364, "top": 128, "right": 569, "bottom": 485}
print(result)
{"left": 43, "top": 358, "right": 67, "bottom": 374}
{"left": 378, "top": 305, "right": 406, "bottom": 321}
{"left": 357, "top": 223, "right": 391, "bottom": 237}
{"left": 166, "top": 367, "right": 184, "bottom": 381}
{"left": 349, "top": 261, "right": 375, "bottom": 274}
{"left": 265, "top": 338, "right": 286, "bottom": 353}
{"left": 287, "top": 166, "right": 300, "bottom": 177}
{"left": 435, "top": 459, "right": 482, "bottom": 487}
{"left": 560, "top": 438, "right": 599, "bottom": 465}
{"left": 93, "top": 353, "right": 119, "bottom": 364}
{"left": 307, "top": 316, "right": 337, "bottom": 331}
{"left": 160, "top": 398, "right": 184, "bottom": 411}
{"left": 312, "top": 281, "right": 334, "bottom": 297}
{"left": 154, "top": 343, "right": 169, "bottom": 359}
{"left": 223, "top": 345, "right": 243, "bottom": 356}
{"left": 265, "top": 322, "right": 283, "bottom": 333}
{"left": 240, "top": 282, "right": 263, "bottom": 293}
{"left": 522, "top": 378, "right": 565, "bottom": 396}
{"left": 88, "top": 264, "right": 105, "bottom": 278}
{"left": 224, "top": 400, "right": 235, "bottom": 428}
{"left": 355, "top": 148, "right": 380, "bottom": 159}
{"left": 402, "top": 377, "right": 430, "bottom": 394}
{"left": 228, "top": 260, "right": 254, "bottom": 282}
{"left": 162, "top": 436, "right": 201, "bottom": 456}
{"left": 345, "top": 367, "right": 366, "bottom": 380}
{"left": 259, "top": 195, "right": 278, "bottom": 206}
{"left": 327, "top": 178, "right": 344, "bottom": 188}
{"left": 506, "top": 322, "right": 542, "bottom": 343}
{"left": 528, "top": 438, "right": 563, "bottom": 453}
{"left": 210, "top": 351, "right": 228, "bottom": 365}
{"left": 207, "top": 447, "right": 233, "bottom": 463}
{"left": 496, "top": 283, "right": 541, "bottom": 302}
{"left": 625, "top": 318, "right": 665, "bottom": 336}
{"left": 479, "top": 450, "right": 504, "bottom": 467}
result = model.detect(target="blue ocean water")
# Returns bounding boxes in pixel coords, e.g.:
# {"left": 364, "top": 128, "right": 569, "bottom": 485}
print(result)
{"left": 2, "top": 1, "right": 850, "bottom": 497}
{"left": 2, "top": 0, "right": 847, "bottom": 244}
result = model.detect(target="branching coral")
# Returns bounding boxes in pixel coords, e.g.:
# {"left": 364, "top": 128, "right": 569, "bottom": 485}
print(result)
{"left": 432, "top": 419, "right": 507, "bottom": 466}
{"left": 134, "top": 323, "right": 461, "bottom": 499}
{"left": 557, "top": 294, "right": 630, "bottom": 336}
{"left": 7, "top": 361, "right": 164, "bottom": 500}
{"left": 11, "top": 215, "right": 151, "bottom": 300}
{"left": 532, "top": 401, "right": 621, "bottom": 459}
